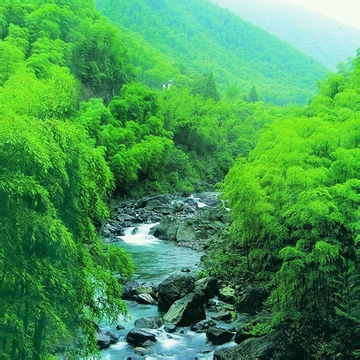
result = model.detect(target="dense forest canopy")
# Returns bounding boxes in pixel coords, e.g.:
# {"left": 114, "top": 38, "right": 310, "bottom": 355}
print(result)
{"left": 0, "top": 0, "right": 359, "bottom": 358}
{"left": 95, "top": 0, "right": 329, "bottom": 105}
{"left": 204, "top": 50, "right": 360, "bottom": 358}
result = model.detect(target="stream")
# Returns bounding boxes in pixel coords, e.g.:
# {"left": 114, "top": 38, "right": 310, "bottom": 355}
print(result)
{"left": 100, "top": 223, "right": 239, "bottom": 359}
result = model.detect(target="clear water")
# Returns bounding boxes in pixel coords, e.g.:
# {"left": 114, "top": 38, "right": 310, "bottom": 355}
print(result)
{"left": 100, "top": 223, "right": 237, "bottom": 359}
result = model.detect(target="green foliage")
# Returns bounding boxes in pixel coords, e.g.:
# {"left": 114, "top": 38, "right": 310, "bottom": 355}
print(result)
{"left": 219, "top": 54, "right": 360, "bottom": 357}
{"left": 96, "top": 0, "right": 328, "bottom": 105}
{"left": 0, "top": 1, "right": 136, "bottom": 357}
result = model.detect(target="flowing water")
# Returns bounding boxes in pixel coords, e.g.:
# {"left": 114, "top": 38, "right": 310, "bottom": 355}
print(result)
{"left": 100, "top": 223, "right": 238, "bottom": 359}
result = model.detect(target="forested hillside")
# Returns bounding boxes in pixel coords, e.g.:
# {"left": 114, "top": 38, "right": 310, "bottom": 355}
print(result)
{"left": 204, "top": 51, "right": 360, "bottom": 358}
{"left": 0, "top": 0, "right": 136, "bottom": 357}
{"left": 1, "top": 0, "right": 358, "bottom": 358}
{"left": 212, "top": 0, "right": 360, "bottom": 71}
{"left": 95, "top": 0, "right": 328, "bottom": 105}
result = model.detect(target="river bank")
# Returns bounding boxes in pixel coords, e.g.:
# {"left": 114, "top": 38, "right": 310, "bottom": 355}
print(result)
{"left": 98, "top": 192, "right": 299, "bottom": 359}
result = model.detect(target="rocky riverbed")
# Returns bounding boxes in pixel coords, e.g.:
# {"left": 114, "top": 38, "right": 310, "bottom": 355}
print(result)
{"left": 102, "top": 192, "right": 230, "bottom": 251}
{"left": 98, "top": 192, "right": 298, "bottom": 359}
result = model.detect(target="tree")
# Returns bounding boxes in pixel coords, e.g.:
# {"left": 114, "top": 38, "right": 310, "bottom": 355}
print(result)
{"left": 247, "top": 84, "right": 259, "bottom": 102}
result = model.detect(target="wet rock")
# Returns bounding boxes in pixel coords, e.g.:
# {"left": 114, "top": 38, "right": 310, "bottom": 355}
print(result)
{"left": 181, "top": 267, "right": 191, "bottom": 272}
{"left": 157, "top": 274, "right": 195, "bottom": 311}
{"left": 126, "top": 329, "right": 156, "bottom": 346}
{"left": 213, "top": 330, "right": 302, "bottom": 359}
{"left": 234, "top": 325, "right": 252, "bottom": 344}
{"left": 96, "top": 330, "right": 119, "bottom": 350}
{"left": 191, "top": 319, "right": 216, "bottom": 332}
{"left": 211, "top": 309, "right": 236, "bottom": 322}
{"left": 116, "top": 324, "right": 125, "bottom": 330}
{"left": 134, "top": 286, "right": 154, "bottom": 295}
{"left": 134, "top": 347, "right": 151, "bottom": 356}
{"left": 134, "top": 317, "right": 162, "bottom": 329}
{"left": 206, "top": 326, "right": 235, "bottom": 345}
{"left": 96, "top": 331, "right": 111, "bottom": 350}
{"left": 162, "top": 291, "right": 206, "bottom": 326}
{"left": 196, "top": 277, "right": 218, "bottom": 299}
{"left": 164, "top": 323, "right": 176, "bottom": 333}
{"left": 151, "top": 215, "right": 181, "bottom": 241}
{"left": 121, "top": 280, "right": 140, "bottom": 300}
{"left": 176, "top": 221, "right": 197, "bottom": 243}
{"left": 218, "top": 286, "right": 236, "bottom": 304}
{"left": 134, "top": 293, "right": 157, "bottom": 305}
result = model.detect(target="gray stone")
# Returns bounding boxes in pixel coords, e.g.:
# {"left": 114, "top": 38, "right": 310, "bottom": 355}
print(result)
{"left": 126, "top": 329, "right": 156, "bottom": 346}
{"left": 196, "top": 277, "right": 218, "bottom": 299}
{"left": 218, "top": 286, "right": 236, "bottom": 304}
{"left": 162, "top": 291, "right": 206, "bottom": 326}
{"left": 134, "top": 293, "right": 157, "bottom": 305}
{"left": 206, "top": 326, "right": 235, "bottom": 345}
{"left": 157, "top": 274, "right": 195, "bottom": 311}
{"left": 134, "top": 317, "right": 162, "bottom": 329}
{"left": 134, "top": 347, "right": 151, "bottom": 356}
{"left": 213, "top": 331, "right": 302, "bottom": 359}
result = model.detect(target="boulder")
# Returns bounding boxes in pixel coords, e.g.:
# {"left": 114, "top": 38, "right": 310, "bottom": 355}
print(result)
{"left": 234, "top": 325, "right": 252, "bottom": 344}
{"left": 150, "top": 215, "right": 180, "bottom": 241}
{"left": 134, "top": 293, "right": 157, "bottom": 305}
{"left": 213, "top": 330, "right": 302, "bottom": 359}
{"left": 211, "top": 309, "right": 236, "bottom": 322}
{"left": 96, "top": 331, "right": 111, "bottom": 350}
{"left": 96, "top": 330, "right": 119, "bottom": 350}
{"left": 134, "top": 347, "right": 151, "bottom": 356}
{"left": 164, "top": 323, "right": 177, "bottom": 333}
{"left": 134, "top": 317, "right": 162, "bottom": 329}
{"left": 196, "top": 277, "right": 218, "bottom": 299}
{"left": 121, "top": 280, "right": 140, "bottom": 300}
{"left": 218, "top": 286, "right": 236, "bottom": 304}
{"left": 157, "top": 274, "right": 195, "bottom": 311}
{"left": 206, "top": 326, "right": 235, "bottom": 345}
{"left": 162, "top": 291, "right": 206, "bottom": 326}
{"left": 126, "top": 329, "right": 156, "bottom": 346}
{"left": 191, "top": 319, "right": 216, "bottom": 332}
{"left": 176, "top": 221, "right": 196, "bottom": 243}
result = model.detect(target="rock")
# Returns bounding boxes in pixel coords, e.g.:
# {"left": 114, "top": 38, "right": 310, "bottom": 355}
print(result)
{"left": 134, "top": 293, "right": 157, "bottom": 305}
{"left": 134, "top": 347, "right": 151, "bottom": 356}
{"left": 116, "top": 324, "right": 125, "bottom": 330}
{"left": 126, "top": 329, "right": 156, "bottom": 346}
{"left": 162, "top": 291, "right": 206, "bottom": 326}
{"left": 176, "top": 221, "right": 196, "bottom": 243}
{"left": 191, "top": 319, "right": 216, "bottom": 332}
{"left": 213, "top": 330, "right": 302, "bottom": 359}
{"left": 164, "top": 323, "right": 176, "bottom": 333}
{"left": 96, "top": 330, "right": 119, "bottom": 350}
{"left": 134, "top": 317, "right": 162, "bottom": 329}
{"left": 181, "top": 267, "right": 191, "bottom": 272}
{"left": 218, "top": 286, "right": 236, "bottom": 304}
{"left": 151, "top": 215, "right": 180, "bottom": 241}
{"left": 195, "top": 192, "right": 220, "bottom": 207}
{"left": 134, "top": 286, "right": 154, "bottom": 295}
{"left": 106, "top": 331, "right": 119, "bottom": 343}
{"left": 121, "top": 280, "right": 140, "bottom": 300}
{"left": 234, "top": 325, "right": 252, "bottom": 344}
{"left": 211, "top": 309, "right": 236, "bottom": 322}
{"left": 196, "top": 277, "right": 218, "bottom": 299}
{"left": 96, "top": 331, "right": 111, "bottom": 350}
{"left": 157, "top": 274, "right": 195, "bottom": 311}
{"left": 236, "top": 286, "right": 269, "bottom": 315}
{"left": 206, "top": 326, "right": 235, "bottom": 345}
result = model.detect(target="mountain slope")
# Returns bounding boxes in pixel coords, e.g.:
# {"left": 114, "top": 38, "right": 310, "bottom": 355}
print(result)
{"left": 211, "top": 0, "right": 360, "bottom": 71}
{"left": 96, "top": 0, "right": 329, "bottom": 105}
